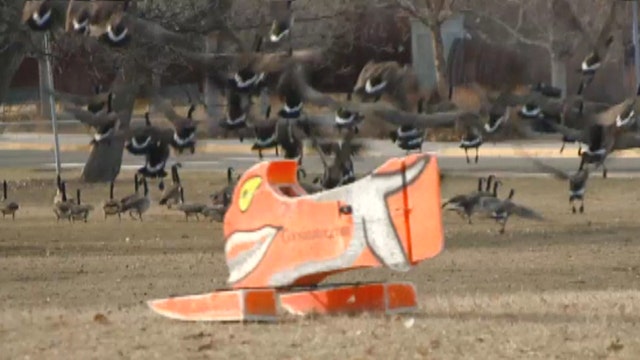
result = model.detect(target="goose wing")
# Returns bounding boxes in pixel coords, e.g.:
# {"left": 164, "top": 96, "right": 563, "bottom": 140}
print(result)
{"left": 283, "top": 64, "right": 340, "bottom": 109}
{"left": 63, "top": 106, "right": 118, "bottom": 128}
{"left": 612, "top": 132, "right": 640, "bottom": 151}
{"left": 542, "top": 120, "right": 590, "bottom": 144}
{"left": 373, "top": 108, "right": 462, "bottom": 129}
{"left": 509, "top": 203, "right": 545, "bottom": 221}
{"left": 46, "top": 89, "right": 110, "bottom": 107}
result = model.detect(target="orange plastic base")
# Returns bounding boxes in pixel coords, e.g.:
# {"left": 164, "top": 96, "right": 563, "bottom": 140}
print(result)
{"left": 147, "top": 288, "right": 278, "bottom": 322}
{"left": 279, "top": 282, "right": 418, "bottom": 316}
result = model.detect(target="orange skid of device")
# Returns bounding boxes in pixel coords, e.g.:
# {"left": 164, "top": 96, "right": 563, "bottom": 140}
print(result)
{"left": 148, "top": 153, "right": 444, "bottom": 322}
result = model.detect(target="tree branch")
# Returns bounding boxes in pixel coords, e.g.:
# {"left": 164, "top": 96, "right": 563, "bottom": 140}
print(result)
{"left": 460, "top": 9, "right": 551, "bottom": 52}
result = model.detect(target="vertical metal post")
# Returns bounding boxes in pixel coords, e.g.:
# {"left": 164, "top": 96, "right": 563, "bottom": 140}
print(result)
{"left": 633, "top": 1, "right": 640, "bottom": 90}
{"left": 43, "top": 32, "right": 61, "bottom": 176}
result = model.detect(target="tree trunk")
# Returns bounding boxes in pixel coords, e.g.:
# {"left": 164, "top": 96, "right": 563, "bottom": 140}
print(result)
{"left": 204, "top": 34, "right": 224, "bottom": 137}
{"left": 0, "top": 0, "right": 27, "bottom": 107}
{"left": 0, "top": 42, "right": 25, "bottom": 108}
{"left": 80, "top": 64, "right": 139, "bottom": 183}
{"left": 550, "top": 55, "right": 567, "bottom": 100}
{"left": 429, "top": 23, "right": 450, "bottom": 101}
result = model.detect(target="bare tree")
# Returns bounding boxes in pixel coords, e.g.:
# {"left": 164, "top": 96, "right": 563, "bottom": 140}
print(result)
{"left": 390, "top": 0, "right": 456, "bottom": 100}
{"left": 456, "top": 0, "right": 620, "bottom": 97}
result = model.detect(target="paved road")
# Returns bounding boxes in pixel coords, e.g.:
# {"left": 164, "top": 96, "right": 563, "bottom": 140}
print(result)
{"left": 1, "top": 133, "right": 639, "bottom": 177}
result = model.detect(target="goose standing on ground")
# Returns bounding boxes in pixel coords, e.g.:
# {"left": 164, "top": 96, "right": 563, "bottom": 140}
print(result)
{"left": 119, "top": 174, "right": 140, "bottom": 209}
{"left": 53, "top": 181, "right": 74, "bottom": 223}
{"left": 210, "top": 167, "right": 240, "bottom": 206}
{"left": 120, "top": 177, "right": 151, "bottom": 221}
{"left": 70, "top": 189, "right": 94, "bottom": 223}
{"left": 103, "top": 181, "right": 122, "bottom": 220}
{"left": 442, "top": 175, "right": 501, "bottom": 224}
{"left": 158, "top": 163, "right": 183, "bottom": 206}
{"left": 173, "top": 187, "right": 207, "bottom": 222}
{"left": 1, "top": 180, "right": 19, "bottom": 220}
{"left": 202, "top": 191, "right": 232, "bottom": 223}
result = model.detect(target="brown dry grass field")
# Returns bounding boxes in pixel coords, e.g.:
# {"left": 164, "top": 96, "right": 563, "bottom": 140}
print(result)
{"left": 1, "top": 169, "right": 640, "bottom": 359}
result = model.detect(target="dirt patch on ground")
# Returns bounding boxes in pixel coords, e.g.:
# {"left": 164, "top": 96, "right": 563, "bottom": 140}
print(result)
{"left": 1, "top": 171, "right": 639, "bottom": 359}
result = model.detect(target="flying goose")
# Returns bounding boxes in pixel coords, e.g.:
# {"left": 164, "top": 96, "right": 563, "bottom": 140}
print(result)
{"left": 152, "top": 97, "right": 199, "bottom": 154}
{"left": 352, "top": 60, "right": 422, "bottom": 111}
{"left": 86, "top": 1, "right": 205, "bottom": 49}
{"left": 551, "top": 0, "right": 618, "bottom": 93}
{"left": 172, "top": 187, "right": 207, "bottom": 222}
{"left": 102, "top": 181, "right": 122, "bottom": 220}
{"left": 158, "top": 163, "right": 183, "bottom": 206}
{"left": 124, "top": 112, "right": 154, "bottom": 155}
{"left": 120, "top": 176, "right": 151, "bottom": 221}
{"left": 269, "top": 0, "right": 295, "bottom": 43}
{"left": 529, "top": 156, "right": 590, "bottom": 214}
{"left": 179, "top": 47, "right": 324, "bottom": 94}
{"left": 311, "top": 129, "right": 365, "bottom": 190}
{"left": 1, "top": 180, "right": 19, "bottom": 220}
{"left": 62, "top": 94, "right": 119, "bottom": 145}
{"left": 543, "top": 100, "right": 640, "bottom": 178}
{"left": 64, "top": 0, "right": 91, "bottom": 35}
{"left": 22, "top": 0, "right": 68, "bottom": 31}
{"left": 250, "top": 106, "right": 281, "bottom": 159}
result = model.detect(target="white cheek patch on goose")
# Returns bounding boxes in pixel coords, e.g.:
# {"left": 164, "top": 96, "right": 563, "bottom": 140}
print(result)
{"left": 396, "top": 127, "right": 420, "bottom": 138}
{"left": 173, "top": 131, "right": 196, "bottom": 146}
{"left": 226, "top": 113, "right": 247, "bottom": 125}
{"left": 581, "top": 59, "right": 601, "bottom": 73}
{"left": 131, "top": 136, "right": 151, "bottom": 149}
{"left": 234, "top": 73, "right": 258, "bottom": 89}
{"left": 460, "top": 135, "right": 483, "bottom": 147}
{"left": 616, "top": 110, "right": 635, "bottom": 127}
{"left": 146, "top": 159, "right": 166, "bottom": 173}
{"left": 570, "top": 187, "right": 586, "bottom": 197}
{"left": 335, "top": 112, "right": 355, "bottom": 125}
{"left": 365, "top": 79, "right": 387, "bottom": 94}
{"left": 283, "top": 102, "right": 303, "bottom": 114}
{"left": 73, "top": 17, "right": 88, "bottom": 31}
{"left": 484, "top": 116, "right": 505, "bottom": 133}
{"left": 93, "top": 127, "right": 114, "bottom": 142}
{"left": 270, "top": 27, "right": 290, "bottom": 43}
{"left": 107, "top": 25, "right": 128, "bottom": 43}
{"left": 32, "top": 8, "right": 52, "bottom": 27}
{"left": 255, "top": 133, "right": 277, "bottom": 147}
{"left": 586, "top": 148, "right": 606, "bottom": 156}
{"left": 519, "top": 105, "right": 541, "bottom": 118}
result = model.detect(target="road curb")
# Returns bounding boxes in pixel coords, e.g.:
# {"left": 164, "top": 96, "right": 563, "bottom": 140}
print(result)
{"left": 4, "top": 140, "right": 640, "bottom": 159}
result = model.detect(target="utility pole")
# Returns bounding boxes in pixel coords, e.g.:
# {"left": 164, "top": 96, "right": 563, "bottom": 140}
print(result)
{"left": 43, "top": 32, "right": 61, "bottom": 176}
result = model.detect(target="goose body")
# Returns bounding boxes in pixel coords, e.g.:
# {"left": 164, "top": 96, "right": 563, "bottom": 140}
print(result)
{"left": 53, "top": 181, "right": 75, "bottom": 222}
{"left": 172, "top": 187, "right": 206, "bottom": 221}
{"left": 121, "top": 177, "right": 151, "bottom": 221}
{"left": 158, "top": 164, "right": 182, "bottom": 206}
{"left": 103, "top": 181, "right": 122, "bottom": 220}
{"left": 70, "top": 189, "right": 94, "bottom": 223}
{"left": 480, "top": 189, "right": 545, "bottom": 234}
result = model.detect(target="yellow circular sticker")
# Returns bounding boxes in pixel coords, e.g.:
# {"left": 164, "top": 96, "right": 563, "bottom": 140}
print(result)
{"left": 238, "top": 177, "right": 263, "bottom": 212}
